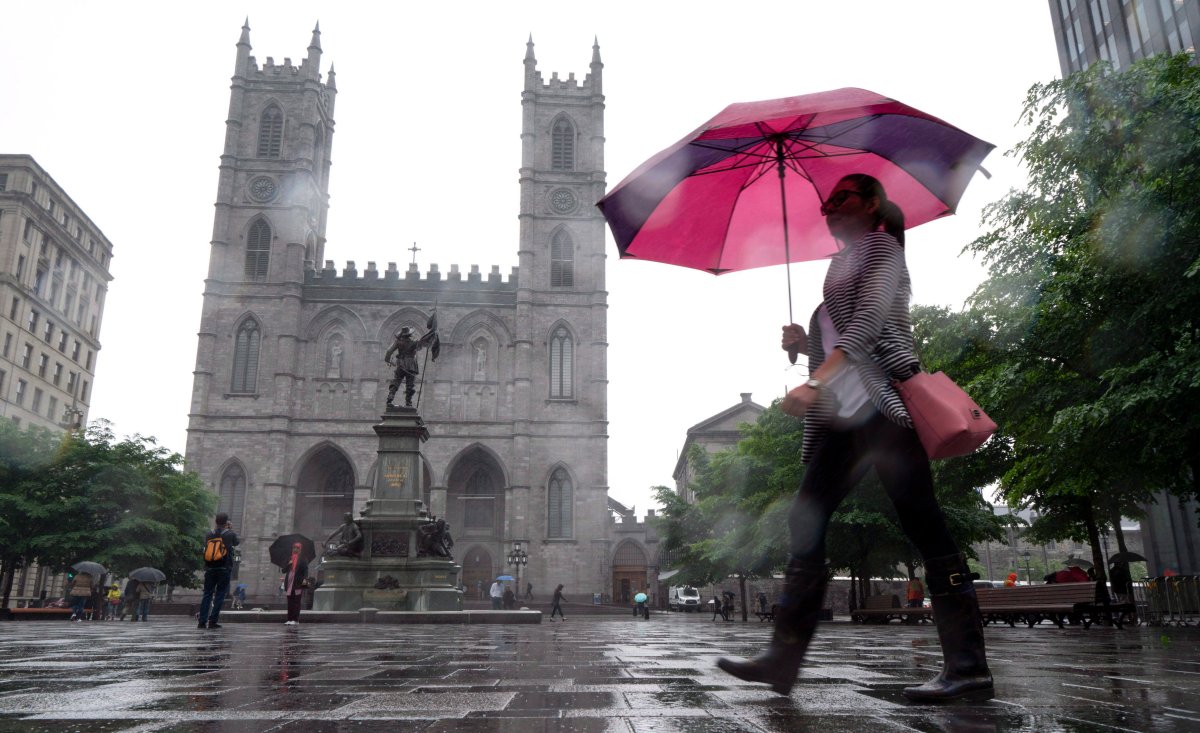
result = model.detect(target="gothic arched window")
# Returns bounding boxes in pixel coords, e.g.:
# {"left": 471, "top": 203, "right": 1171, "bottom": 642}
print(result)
{"left": 218, "top": 463, "right": 247, "bottom": 530}
{"left": 231, "top": 318, "right": 261, "bottom": 393}
{"left": 464, "top": 468, "right": 495, "bottom": 530}
{"left": 547, "top": 468, "right": 573, "bottom": 538}
{"left": 551, "top": 117, "right": 574, "bottom": 171}
{"left": 257, "top": 105, "right": 284, "bottom": 158}
{"left": 549, "top": 326, "right": 573, "bottom": 399}
{"left": 245, "top": 219, "right": 271, "bottom": 281}
{"left": 551, "top": 229, "right": 574, "bottom": 287}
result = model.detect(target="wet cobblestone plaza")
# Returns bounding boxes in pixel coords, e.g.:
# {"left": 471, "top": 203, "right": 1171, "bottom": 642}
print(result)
{"left": 0, "top": 614, "right": 1198, "bottom": 732}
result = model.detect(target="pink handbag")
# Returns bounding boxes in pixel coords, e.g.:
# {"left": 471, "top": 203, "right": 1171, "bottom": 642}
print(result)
{"left": 894, "top": 371, "right": 996, "bottom": 460}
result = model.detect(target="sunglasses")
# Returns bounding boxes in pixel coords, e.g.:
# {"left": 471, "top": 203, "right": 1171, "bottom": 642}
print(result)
{"left": 820, "top": 189, "right": 864, "bottom": 216}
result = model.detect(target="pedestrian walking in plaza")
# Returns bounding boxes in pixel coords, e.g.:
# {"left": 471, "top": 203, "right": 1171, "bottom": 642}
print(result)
{"left": 716, "top": 175, "right": 994, "bottom": 702}
{"left": 489, "top": 580, "right": 503, "bottom": 610}
{"left": 232, "top": 584, "right": 247, "bottom": 610}
{"left": 503, "top": 585, "right": 516, "bottom": 610}
{"left": 67, "top": 572, "right": 93, "bottom": 622}
{"left": 549, "top": 584, "right": 566, "bottom": 620}
{"left": 282, "top": 542, "right": 308, "bottom": 625}
{"left": 118, "top": 579, "right": 138, "bottom": 620}
{"left": 906, "top": 575, "right": 926, "bottom": 609}
{"left": 105, "top": 584, "right": 122, "bottom": 620}
{"left": 710, "top": 594, "right": 723, "bottom": 622}
{"left": 526, "top": 582, "right": 533, "bottom": 601}
{"left": 197, "top": 512, "right": 240, "bottom": 629}
{"left": 477, "top": 580, "right": 485, "bottom": 601}
{"left": 134, "top": 582, "right": 155, "bottom": 622}
{"left": 757, "top": 592, "right": 770, "bottom": 615}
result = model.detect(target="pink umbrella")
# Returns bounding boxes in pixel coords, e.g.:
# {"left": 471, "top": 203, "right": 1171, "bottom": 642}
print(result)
{"left": 597, "top": 88, "right": 994, "bottom": 322}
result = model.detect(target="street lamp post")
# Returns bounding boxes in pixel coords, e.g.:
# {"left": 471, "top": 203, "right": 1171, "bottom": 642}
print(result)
{"left": 507, "top": 541, "right": 528, "bottom": 601}
{"left": 1023, "top": 550, "right": 1033, "bottom": 586}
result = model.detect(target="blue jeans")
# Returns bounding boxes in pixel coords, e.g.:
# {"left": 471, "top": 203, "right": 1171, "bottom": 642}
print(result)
{"left": 198, "top": 567, "right": 231, "bottom": 625}
{"left": 70, "top": 596, "right": 87, "bottom": 618}
{"left": 136, "top": 599, "right": 151, "bottom": 621}
{"left": 491, "top": 596, "right": 502, "bottom": 609}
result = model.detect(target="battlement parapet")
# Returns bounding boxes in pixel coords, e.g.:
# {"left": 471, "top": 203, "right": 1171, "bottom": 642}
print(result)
{"left": 246, "top": 55, "right": 317, "bottom": 78}
{"left": 534, "top": 71, "right": 598, "bottom": 93}
{"left": 306, "top": 260, "right": 519, "bottom": 288}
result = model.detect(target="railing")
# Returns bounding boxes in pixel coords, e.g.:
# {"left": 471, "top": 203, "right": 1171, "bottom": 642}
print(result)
{"left": 1133, "top": 576, "right": 1200, "bottom": 626}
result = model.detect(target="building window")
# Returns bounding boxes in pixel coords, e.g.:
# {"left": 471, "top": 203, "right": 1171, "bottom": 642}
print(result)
{"left": 67, "top": 371, "right": 77, "bottom": 395}
{"left": 257, "top": 105, "right": 284, "bottom": 158}
{"left": 218, "top": 464, "right": 248, "bottom": 530}
{"left": 2, "top": 333, "right": 9, "bottom": 358}
{"left": 86, "top": 350, "right": 93, "bottom": 370}
{"left": 231, "top": 318, "right": 261, "bottom": 393}
{"left": 551, "top": 230, "right": 574, "bottom": 287}
{"left": 71, "top": 340, "right": 80, "bottom": 361}
{"left": 23, "top": 220, "right": 34, "bottom": 242}
{"left": 37, "top": 354, "right": 48, "bottom": 377}
{"left": 31, "top": 388, "right": 42, "bottom": 413}
{"left": 27, "top": 310, "right": 38, "bottom": 333}
{"left": 53, "top": 362, "right": 62, "bottom": 386}
{"left": 15, "top": 255, "right": 25, "bottom": 280}
{"left": 245, "top": 219, "right": 271, "bottom": 281}
{"left": 80, "top": 380, "right": 89, "bottom": 402}
{"left": 47, "top": 396, "right": 57, "bottom": 420}
{"left": 547, "top": 467, "right": 573, "bottom": 538}
{"left": 0, "top": 173, "right": 7, "bottom": 191}
{"left": 9, "top": 297, "right": 18, "bottom": 320}
{"left": 463, "top": 468, "right": 495, "bottom": 530}
{"left": 0, "top": 369, "right": 5, "bottom": 395}
{"left": 15, "top": 379, "right": 25, "bottom": 406}
{"left": 551, "top": 117, "right": 574, "bottom": 171}
{"left": 58, "top": 331, "right": 67, "bottom": 352}
{"left": 549, "top": 326, "right": 573, "bottom": 399}
{"left": 21, "top": 344, "right": 32, "bottom": 369}
{"left": 43, "top": 321, "right": 53, "bottom": 343}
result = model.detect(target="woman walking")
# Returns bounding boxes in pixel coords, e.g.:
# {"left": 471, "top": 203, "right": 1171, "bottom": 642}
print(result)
{"left": 716, "top": 174, "right": 993, "bottom": 702}
{"left": 548, "top": 584, "right": 566, "bottom": 621}
{"left": 282, "top": 542, "right": 308, "bottom": 626}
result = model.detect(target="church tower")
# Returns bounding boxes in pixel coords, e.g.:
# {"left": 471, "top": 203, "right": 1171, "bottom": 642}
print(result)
{"left": 513, "top": 38, "right": 609, "bottom": 589}
{"left": 186, "top": 21, "right": 336, "bottom": 572}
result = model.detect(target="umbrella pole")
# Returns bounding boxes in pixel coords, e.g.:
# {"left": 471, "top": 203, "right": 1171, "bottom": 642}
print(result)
{"left": 774, "top": 142, "right": 794, "bottom": 325}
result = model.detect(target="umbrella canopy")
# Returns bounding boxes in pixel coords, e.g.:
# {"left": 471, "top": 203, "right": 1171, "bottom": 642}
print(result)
{"left": 597, "top": 88, "right": 993, "bottom": 317}
{"left": 1109, "top": 551, "right": 1146, "bottom": 564}
{"left": 634, "top": 592, "right": 648, "bottom": 603}
{"left": 268, "top": 534, "right": 316, "bottom": 570}
{"left": 71, "top": 561, "right": 107, "bottom": 577}
{"left": 128, "top": 567, "right": 166, "bottom": 583}
{"left": 1065, "top": 557, "right": 1094, "bottom": 570}
{"left": 495, "top": 575, "right": 515, "bottom": 582}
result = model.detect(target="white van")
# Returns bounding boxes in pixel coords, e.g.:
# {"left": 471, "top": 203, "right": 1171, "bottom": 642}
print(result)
{"left": 668, "top": 586, "right": 702, "bottom": 611}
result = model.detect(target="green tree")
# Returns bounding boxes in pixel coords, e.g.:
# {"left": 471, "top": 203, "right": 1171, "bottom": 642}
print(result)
{"left": 959, "top": 54, "right": 1200, "bottom": 575}
{"left": 0, "top": 420, "right": 66, "bottom": 609}
{"left": 0, "top": 420, "right": 215, "bottom": 609}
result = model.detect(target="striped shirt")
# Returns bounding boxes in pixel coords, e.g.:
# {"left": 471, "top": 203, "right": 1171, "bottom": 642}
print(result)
{"left": 803, "top": 231, "right": 920, "bottom": 463}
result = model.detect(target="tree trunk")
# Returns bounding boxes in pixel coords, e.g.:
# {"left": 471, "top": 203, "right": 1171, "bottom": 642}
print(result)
{"left": 848, "top": 570, "right": 858, "bottom": 611}
{"left": 738, "top": 575, "right": 748, "bottom": 622}
{"left": 0, "top": 555, "right": 17, "bottom": 611}
{"left": 1083, "top": 503, "right": 1107, "bottom": 584}
{"left": 1109, "top": 506, "right": 1129, "bottom": 555}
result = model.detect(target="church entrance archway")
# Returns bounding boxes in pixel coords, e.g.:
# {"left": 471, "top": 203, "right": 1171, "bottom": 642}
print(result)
{"left": 294, "top": 446, "right": 355, "bottom": 548}
{"left": 612, "top": 540, "right": 648, "bottom": 605}
{"left": 446, "top": 447, "right": 506, "bottom": 544}
{"left": 461, "top": 546, "right": 494, "bottom": 601}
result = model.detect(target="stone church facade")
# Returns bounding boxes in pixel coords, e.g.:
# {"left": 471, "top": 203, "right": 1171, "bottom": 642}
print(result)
{"left": 185, "top": 24, "right": 656, "bottom": 602}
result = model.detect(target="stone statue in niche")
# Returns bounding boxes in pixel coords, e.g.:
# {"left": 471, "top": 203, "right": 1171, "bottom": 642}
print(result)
{"left": 327, "top": 339, "right": 344, "bottom": 379}
{"left": 474, "top": 342, "right": 487, "bottom": 379}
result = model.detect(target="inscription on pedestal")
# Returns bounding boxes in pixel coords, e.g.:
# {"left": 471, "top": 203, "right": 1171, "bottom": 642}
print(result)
{"left": 383, "top": 461, "right": 408, "bottom": 489}
{"left": 371, "top": 531, "right": 410, "bottom": 557}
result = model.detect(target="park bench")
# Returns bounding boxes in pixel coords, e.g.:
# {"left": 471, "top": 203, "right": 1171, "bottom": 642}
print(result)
{"left": 851, "top": 594, "right": 932, "bottom": 624}
{"left": 754, "top": 604, "right": 778, "bottom": 622}
{"left": 976, "top": 582, "right": 1136, "bottom": 629}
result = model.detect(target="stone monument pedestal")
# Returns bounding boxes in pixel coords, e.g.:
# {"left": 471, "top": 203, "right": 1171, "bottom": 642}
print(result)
{"left": 313, "top": 407, "right": 462, "bottom": 612}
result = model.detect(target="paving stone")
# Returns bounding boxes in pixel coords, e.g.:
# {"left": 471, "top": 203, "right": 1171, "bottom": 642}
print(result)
{"left": 0, "top": 616, "right": 1198, "bottom": 730}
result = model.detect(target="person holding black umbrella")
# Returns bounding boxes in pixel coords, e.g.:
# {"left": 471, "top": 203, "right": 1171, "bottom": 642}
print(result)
{"left": 197, "top": 512, "right": 239, "bottom": 630}
{"left": 281, "top": 542, "right": 308, "bottom": 626}
{"left": 716, "top": 175, "right": 993, "bottom": 702}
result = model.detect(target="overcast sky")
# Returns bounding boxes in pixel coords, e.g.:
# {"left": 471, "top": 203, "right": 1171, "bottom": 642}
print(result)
{"left": 1, "top": 1, "right": 1061, "bottom": 515}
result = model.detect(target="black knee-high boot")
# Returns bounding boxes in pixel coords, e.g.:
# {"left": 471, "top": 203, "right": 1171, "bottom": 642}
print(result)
{"left": 716, "top": 559, "right": 828, "bottom": 695}
{"left": 903, "top": 553, "right": 994, "bottom": 702}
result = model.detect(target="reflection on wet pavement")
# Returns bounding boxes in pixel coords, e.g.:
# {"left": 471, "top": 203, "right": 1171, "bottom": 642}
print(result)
{"left": 0, "top": 616, "right": 1197, "bottom": 731}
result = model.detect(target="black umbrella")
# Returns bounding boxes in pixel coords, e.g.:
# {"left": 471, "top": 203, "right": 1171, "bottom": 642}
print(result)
{"left": 269, "top": 534, "right": 316, "bottom": 570}
{"left": 71, "top": 561, "right": 107, "bottom": 577}
{"left": 1065, "top": 557, "right": 1094, "bottom": 570}
{"left": 128, "top": 567, "right": 166, "bottom": 583}
{"left": 1109, "top": 551, "right": 1146, "bottom": 564}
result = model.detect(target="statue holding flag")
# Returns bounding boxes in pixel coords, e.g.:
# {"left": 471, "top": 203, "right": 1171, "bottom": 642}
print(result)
{"left": 384, "top": 309, "right": 439, "bottom": 408}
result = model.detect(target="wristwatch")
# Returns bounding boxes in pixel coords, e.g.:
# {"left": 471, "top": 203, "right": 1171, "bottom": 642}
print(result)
{"left": 805, "top": 378, "right": 824, "bottom": 391}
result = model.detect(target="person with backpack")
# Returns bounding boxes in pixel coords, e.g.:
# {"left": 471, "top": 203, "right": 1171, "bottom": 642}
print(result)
{"left": 197, "top": 512, "right": 239, "bottom": 630}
